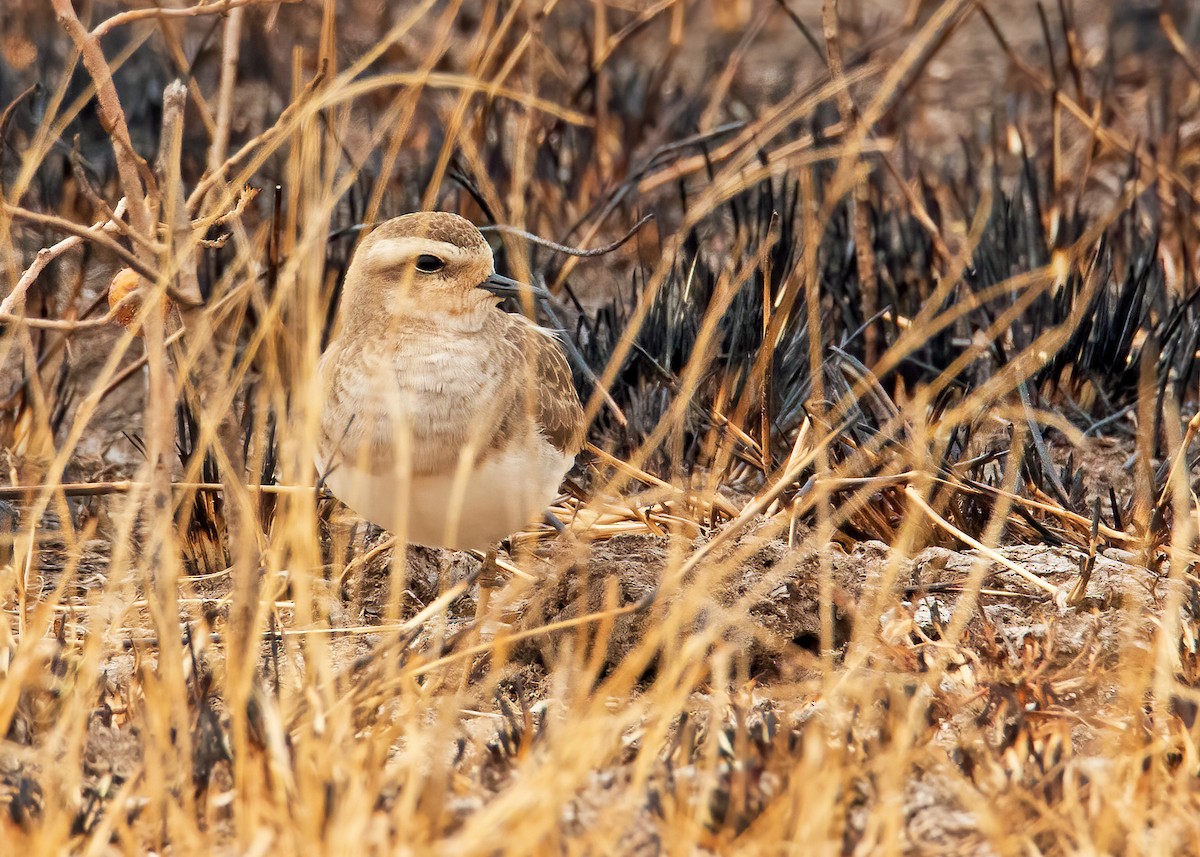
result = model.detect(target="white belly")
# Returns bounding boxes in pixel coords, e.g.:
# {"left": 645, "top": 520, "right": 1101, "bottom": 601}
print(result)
{"left": 318, "top": 440, "right": 573, "bottom": 550}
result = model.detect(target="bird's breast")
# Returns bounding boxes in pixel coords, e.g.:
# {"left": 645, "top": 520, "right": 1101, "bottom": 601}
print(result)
{"left": 319, "top": 327, "right": 515, "bottom": 475}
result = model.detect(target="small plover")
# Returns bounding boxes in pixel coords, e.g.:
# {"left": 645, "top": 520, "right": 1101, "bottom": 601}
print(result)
{"left": 315, "top": 212, "right": 585, "bottom": 555}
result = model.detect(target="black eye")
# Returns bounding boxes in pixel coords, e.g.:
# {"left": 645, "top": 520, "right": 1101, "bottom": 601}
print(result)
{"left": 415, "top": 254, "right": 445, "bottom": 273}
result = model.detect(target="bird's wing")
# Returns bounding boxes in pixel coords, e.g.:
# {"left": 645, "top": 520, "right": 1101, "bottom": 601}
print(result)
{"left": 505, "top": 315, "right": 586, "bottom": 457}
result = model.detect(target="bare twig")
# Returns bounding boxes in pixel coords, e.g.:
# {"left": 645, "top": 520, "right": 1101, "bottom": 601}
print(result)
{"left": 2, "top": 201, "right": 165, "bottom": 290}
{"left": 0, "top": 481, "right": 323, "bottom": 502}
{"left": 90, "top": 0, "right": 292, "bottom": 40}
{"left": 904, "top": 486, "right": 1062, "bottom": 597}
{"left": 49, "top": 0, "right": 153, "bottom": 239}
{"left": 480, "top": 214, "right": 655, "bottom": 258}
{"left": 0, "top": 312, "right": 122, "bottom": 332}
{"left": 0, "top": 199, "right": 129, "bottom": 315}
{"left": 204, "top": 3, "right": 246, "bottom": 210}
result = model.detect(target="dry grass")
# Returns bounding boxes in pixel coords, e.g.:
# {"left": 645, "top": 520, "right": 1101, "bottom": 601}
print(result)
{"left": 3, "top": 1, "right": 1200, "bottom": 853}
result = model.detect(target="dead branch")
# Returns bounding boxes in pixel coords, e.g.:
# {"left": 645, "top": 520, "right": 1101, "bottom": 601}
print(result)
{"left": 0, "top": 480, "right": 321, "bottom": 502}
{"left": 0, "top": 312, "right": 121, "bottom": 332}
{"left": 207, "top": 3, "right": 246, "bottom": 194}
{"left": 48, "top": 0, "right": 153, "bottom": 239}
{"left": 3, "top": 201, "right": 164, "bottom": 291}
{"left": 90, "top": 0, "right": 293, "bottom": 40}
{"left": 0, "top": 199, "right": 129, "bottom": 315}
{"left": 904, "top": 486, "right": 1062, "bottom": 598}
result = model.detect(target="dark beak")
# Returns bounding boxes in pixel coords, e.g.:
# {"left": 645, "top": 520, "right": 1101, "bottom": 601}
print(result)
{"left": 481, "top": 272, "right": 552, "bottom": 302}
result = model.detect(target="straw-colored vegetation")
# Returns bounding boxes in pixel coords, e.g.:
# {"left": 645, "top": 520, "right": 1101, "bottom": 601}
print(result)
{"left": 2, "top": 0, "right": 1200, "bottom": 853}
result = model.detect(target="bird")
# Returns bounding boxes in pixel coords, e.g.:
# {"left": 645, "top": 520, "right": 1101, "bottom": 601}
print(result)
{"left": 314, "top": 211, "right": 586, "bottom": 579}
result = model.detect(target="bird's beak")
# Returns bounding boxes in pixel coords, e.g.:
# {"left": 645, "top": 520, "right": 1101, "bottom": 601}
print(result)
{"left": 481, "top": 272, "right": 552, "bottom": 302}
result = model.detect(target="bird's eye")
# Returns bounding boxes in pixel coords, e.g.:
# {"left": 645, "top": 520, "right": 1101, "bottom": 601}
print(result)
{"left": 415, "top": 254, "right": 445, "bottom": 273}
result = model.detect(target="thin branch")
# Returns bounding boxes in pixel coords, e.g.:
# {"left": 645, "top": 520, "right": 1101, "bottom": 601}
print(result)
{"left": 0, "top": 312, "right": 121, "bottom": 332}
{"left": 0, "top": 199, "right": 128, "bottom": 315}
{"left": 0, "top": 481, "right": 323, "bottom": 502}
{"left": 480, "top": 214, "right": 655, "bottom": 257}
{"left": 904, "top": 486, "right": 1062, "bottom": 597}
{"left": 205, "top": 3, "right": 246, "bottom": 200}
{"left": 90, "top": 0, "right": 292, "bottom": 40}
{"left": 49, "top": 0, "right": 153, "bottom": 239}
{"left": 2, "top": 202, "right": 182, "bottom": 300}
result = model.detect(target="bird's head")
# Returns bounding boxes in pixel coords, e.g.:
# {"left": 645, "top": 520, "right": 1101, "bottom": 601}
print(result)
{"left": 340, "top": 212, "right": 546, "bottom": 324}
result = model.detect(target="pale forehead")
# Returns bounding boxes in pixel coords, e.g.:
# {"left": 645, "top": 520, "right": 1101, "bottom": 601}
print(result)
{"left": 363, "top": 236, "right": 482, "bottom": 269}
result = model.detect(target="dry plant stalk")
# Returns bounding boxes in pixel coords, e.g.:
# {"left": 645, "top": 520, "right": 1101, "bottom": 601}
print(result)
{"left": 1, "top": 1, "right": 1199, "bottom": 854}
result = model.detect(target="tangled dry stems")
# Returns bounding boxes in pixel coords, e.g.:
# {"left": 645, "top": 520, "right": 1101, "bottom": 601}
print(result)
{"left": 2, "top": 1, "right": 1200, "bottom": 854}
